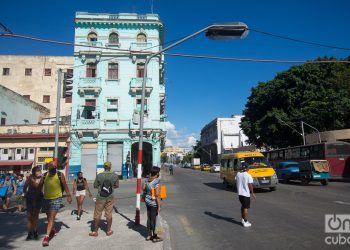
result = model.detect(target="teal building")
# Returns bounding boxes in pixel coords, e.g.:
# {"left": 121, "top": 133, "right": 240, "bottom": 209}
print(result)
{"left": 69, "top": 12, "right": 166, "bottom": 180}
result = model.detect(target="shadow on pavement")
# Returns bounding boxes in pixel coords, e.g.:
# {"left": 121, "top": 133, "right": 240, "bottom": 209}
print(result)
{"left": 204, "top": 211, "right": 242, "bottom": 226}
{"left": 117, "top": 211, "right": 149, "bottom": 238}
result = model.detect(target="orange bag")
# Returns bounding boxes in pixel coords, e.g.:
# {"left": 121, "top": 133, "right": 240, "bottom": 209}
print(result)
{"left": 151, "top": 185, "right": 167, "bottom": 200}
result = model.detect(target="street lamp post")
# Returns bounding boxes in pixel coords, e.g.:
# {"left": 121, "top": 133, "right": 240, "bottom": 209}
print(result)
{"left": 301, "top": 121, "right": 322, "bottom": 144}
{"left": 135, "top": 22, "right": 249, "bottom": 225}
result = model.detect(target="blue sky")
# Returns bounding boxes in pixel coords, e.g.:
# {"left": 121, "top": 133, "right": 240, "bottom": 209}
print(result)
{"left": 1, "top": 0, "right": 349, "bottom": 148}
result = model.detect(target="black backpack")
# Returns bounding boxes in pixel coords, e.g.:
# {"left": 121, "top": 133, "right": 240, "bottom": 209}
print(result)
{"left": 100, "top": 178, "right": 113, "bottom": 197}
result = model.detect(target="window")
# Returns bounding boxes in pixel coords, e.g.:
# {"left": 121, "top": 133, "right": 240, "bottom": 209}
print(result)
{"left": 109, "top": 33, "right": 119, "bottom": 44}
{"left": 2, "top": 68, "right": 10, "bottom": 75}
{"left": 43, "top": 95, "right": 50, "bottom": 103}
{"left": 137, "top": 33, "right": 147, "bottom": 42}
{"left": 44, "top": 68, "right": 51, "bottom": 76}
{"left": 23, "top": 95, "right": 30, "bottom": 100}
{"left": 16, "top": 149, "right": 21, "bottom": 154}
{"left": 29, "top": 148, "right": 34, "bottom": 154}
{"left": 136, "top": 98, "right": 147, "bottom": 113}
{"left": 67, "top": 69, "right": 73, "bottom": 75}
{"left": 3, "top": 149, "right": 8, "bottom": 154}
{"left": 65, "top": 96, "right": 72, "bottom": 103}
{"left": 87, "top": 32, "right": 98, "bottom": 42}
{"left": 108, "top": 63, "right": 118, "bottom": 79}
{"left": 25, "top": 68, "right": 32, "bottom": 76}
{"left": 107, "top": 99, "right": 118, "bottom": 111}
{"left": 137, "top": 63, "right": 145, "bottom": 78}
{"left": 86, "top": 63, "right": 97, "bottom": 77}
{"left": 1, "top": 117, "right": 6, "bottom": 125}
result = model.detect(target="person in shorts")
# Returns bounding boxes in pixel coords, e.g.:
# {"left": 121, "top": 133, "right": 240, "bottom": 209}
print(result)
{"left": 41, "top": 161, "right": 72, "bottom": 246}
{"left": 15, "top": 174, "right": 26, "bottom": 212}
{"left": 235, "top": 164, "right": 256, "bottom": 227}
{"left": 89, "top": 162, "right": 119, "bottom": 237}
{"left": 73, "top": 171, "right": 92, "bottom": 220}
{"left": 1, "top": 173, "right": 16, "bottom": 210}
{"left": 24, "top": 166, "right": 43, "bottom": 240}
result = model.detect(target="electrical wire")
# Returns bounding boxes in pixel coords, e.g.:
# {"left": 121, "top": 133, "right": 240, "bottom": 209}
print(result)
{"left": 248, "top": 28, "right": 350, "bottom": 51}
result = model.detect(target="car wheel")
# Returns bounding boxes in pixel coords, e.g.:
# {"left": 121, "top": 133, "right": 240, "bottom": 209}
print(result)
{"left": 321, "top": 179, "right": 329, "bottom": 186}
{"left": 301, "top": 176, "right": 309, "bottom": 185}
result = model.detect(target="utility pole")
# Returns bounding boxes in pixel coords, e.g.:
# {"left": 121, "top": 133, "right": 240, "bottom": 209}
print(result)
{"left": 301, "top": 121, "right": 306, "bottom": 145}
{"left": 54, "top": 69, "right": 62, "bottom": 164}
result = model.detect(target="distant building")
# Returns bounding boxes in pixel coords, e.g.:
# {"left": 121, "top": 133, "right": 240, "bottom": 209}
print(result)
{"left": 200, "top": 115, "right": 248, "bottom": 164}
{"left": 162, "top": 146, "right": 186, "bottom": 161}
{"left": 0, "top": 55, "right": 73, "bottom": 117}
{"left": 306, "top": 129, "right": 350, "bottom": 144}
{"left": 69, "top": 12, "right": 166, "bottom": 180}
{"left": 0, "top": 85, "right": 50, "bottom": 125}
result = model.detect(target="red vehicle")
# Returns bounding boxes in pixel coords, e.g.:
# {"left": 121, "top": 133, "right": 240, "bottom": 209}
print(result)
{"left": 265, "top": 142, "right": 350, "bottom": 179}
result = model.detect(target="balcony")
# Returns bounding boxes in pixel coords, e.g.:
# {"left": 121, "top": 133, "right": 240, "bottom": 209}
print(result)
{"left": 130, "top": 78, "right": 152, "bottom": 94}
{"left": 76, "top": 119, "right": 100, "bottom": 129}
{"left": 130, "top": 42, "right": 153, "bottom": 52}
{"left": 78, "top": 41, "right": 103, "bottom": 53}
{"left": 78, "top": 77, "right": 102, "bottom": 96}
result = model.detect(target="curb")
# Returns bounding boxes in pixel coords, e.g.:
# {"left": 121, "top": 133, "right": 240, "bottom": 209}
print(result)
{"left": 158, "top": 214, "right": 172, "bottom": 250}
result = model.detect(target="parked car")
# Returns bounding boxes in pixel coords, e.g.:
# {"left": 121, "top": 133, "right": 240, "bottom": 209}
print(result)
{"left": 299, "top": 160, "right": 330, "bottom": 185}
{"left": 192, "top": 165, "right": 201, "bottom": 170}
{"left": 210, "top": 164, "right": 221, "bottom": 173}
{"left": 275, "top": 162, "right": 300, "bottom": 182}
{"left": 201, "top": 164, "right": 211, "bottom": 171}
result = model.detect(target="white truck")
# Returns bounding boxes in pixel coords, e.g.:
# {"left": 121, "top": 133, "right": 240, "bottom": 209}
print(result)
{"left": 191, "top": 158, "right": 201, "bottom": 169}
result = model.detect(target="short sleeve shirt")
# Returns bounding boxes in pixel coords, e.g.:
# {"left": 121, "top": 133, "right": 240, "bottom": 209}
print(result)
{"left": 144, "top": 178, "right": 160, "bottom": 207}
{"left": 235, "top": 172, "right": 253, "bottom": 197}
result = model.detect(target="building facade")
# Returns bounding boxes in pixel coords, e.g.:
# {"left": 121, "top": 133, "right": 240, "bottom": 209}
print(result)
{"left": 200, "top": 115, "right": 248, "bottom": 164}
{"left": 0, "top": 55, "right": 73, "bottom": 117}
{"left": 69, "top": 12, "right": 166, "bottom": 180}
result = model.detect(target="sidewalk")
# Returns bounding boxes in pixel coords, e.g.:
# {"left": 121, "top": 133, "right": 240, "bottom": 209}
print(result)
{"left": 0, "top": 208, "right": 168, "bottom": 250}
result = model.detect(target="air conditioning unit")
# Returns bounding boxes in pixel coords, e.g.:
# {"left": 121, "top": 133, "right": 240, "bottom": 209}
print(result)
{"left": 7, "top": 128, "right": 17, "bottom": 134}
{"left": 7, "top": 129, "right": 12, "bottom": 134}
{"left": 41, "top": 128, "right": 49, "bottom": 134}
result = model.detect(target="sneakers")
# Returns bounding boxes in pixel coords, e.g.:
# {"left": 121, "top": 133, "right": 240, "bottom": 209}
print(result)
{"left": 42, "top": 235, "right": 49, "bottom": 247}
{"left": 77, "top": 215, "right": 81, "bottom": 220}
{"left": 26, "top": 232, "right": 33, "bottom": 241}
{"left": 33, "top": 230, "right": 39, "bottom": 240}
{"left": 49, "top": 228, "right": 56, "bottom": 239}
{"left": 242, "top": 219, "right": 252, "bottom": 227}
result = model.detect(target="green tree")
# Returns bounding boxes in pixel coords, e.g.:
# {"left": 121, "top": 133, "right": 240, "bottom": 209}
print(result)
{"left": 161, "top": 153, "right": 168, "bottom": 163}
{"left": 241, "top": 56, "right": 350, "bottom": 148}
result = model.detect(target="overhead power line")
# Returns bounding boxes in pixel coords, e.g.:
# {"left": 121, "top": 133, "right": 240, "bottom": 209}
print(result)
{"left": 248, "top": 28, "right": 350, "bottom": 51}
{"left": 1, "top": 33, "right": 350, "bottom": 65}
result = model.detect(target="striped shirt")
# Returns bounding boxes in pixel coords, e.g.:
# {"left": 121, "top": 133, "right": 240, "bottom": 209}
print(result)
{"left": 144, "top": 178, "right": 160, "bottom": 207}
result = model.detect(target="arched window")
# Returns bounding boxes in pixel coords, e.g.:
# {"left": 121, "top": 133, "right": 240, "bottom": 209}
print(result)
{"left": 137, "top": 33, "right": 147, "bottom": 42}
{"left": 87, "top": 32, "right": 98, "bottom": 42}
{"left": 109, "top": 33, "right": 119, "bottom": 44}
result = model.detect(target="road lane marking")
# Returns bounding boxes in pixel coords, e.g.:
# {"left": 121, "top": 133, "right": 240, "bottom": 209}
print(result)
{"left": 179, "top": 215, "right": 195, "bottom": 236}
{"left": 334, "top": 200, "right": 350, "bottom": 206}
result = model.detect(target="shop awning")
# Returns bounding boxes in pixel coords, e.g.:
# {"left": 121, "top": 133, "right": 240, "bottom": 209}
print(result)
{"left": 0, "top": 161, "right": 34, "bottom": 166}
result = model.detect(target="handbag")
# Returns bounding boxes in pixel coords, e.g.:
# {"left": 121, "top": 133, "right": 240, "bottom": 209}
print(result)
{"left": 0, "top": 186, "right": 9, "bottom": 198}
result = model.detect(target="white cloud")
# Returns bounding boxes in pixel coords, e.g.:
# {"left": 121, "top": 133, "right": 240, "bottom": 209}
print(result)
{"left": 165, "top": 121, "right": 197, "bottom": 149}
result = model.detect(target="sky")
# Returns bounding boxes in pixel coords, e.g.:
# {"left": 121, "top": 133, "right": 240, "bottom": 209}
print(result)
{"left": 1, "top": 0, "right": 350, "bottom": 149}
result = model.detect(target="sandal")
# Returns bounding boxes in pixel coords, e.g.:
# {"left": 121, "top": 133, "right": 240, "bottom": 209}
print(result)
{"left": 106, "top": 230, "right": 113, "bottom": 236}
{"left": 152, "top": 235, "right": 163, "bottom": 243}
{"left": 89, "top": 231, "right": 98, "bottom": 237}
{"left": 146, "top": 235, "right": 153, "bottom": 241}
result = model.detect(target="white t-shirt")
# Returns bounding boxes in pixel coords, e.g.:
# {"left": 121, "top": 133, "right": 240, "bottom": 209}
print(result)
{"left": 235, "top": 171, "right": 253, "bottom": 197}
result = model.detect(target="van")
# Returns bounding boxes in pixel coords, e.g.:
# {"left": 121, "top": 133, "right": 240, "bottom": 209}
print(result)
{"left": 220, "top": 151, "right": 278, "bottom": 191}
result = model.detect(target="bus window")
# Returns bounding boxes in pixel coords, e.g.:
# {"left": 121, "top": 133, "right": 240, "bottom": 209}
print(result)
{"left": 228, "top": 160, "right": 234, "bottom": 169}
{"left": 233, "top": 159, "right": 238, "bottom": 171}
{"left": 278, "top": 150, "right": 284, "bottom": 159}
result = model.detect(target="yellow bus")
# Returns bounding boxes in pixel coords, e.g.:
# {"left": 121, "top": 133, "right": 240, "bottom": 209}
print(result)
{"left": 220, "top": 151, "right": 278, "bottom": 191}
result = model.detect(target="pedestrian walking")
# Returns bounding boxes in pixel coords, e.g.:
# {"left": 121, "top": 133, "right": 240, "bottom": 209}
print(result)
{"left": 0, "top": 173, "right": 16, "bottom": 210}
{"left": 143, "top": 167, "right": 162, "bottom": 243}
{"left": 89, "top": 162, "right": 119, "bottom": 237}
{"left": 72, "top": 171, "right": 92, "bottom": 220}
{"left": 24, "top": 166, "right": 43, "bottom": 240}
{"left": 235, "top": 164, "right": 256, "bottom": 227}
{"left": 41, "top": 161, "right": 72, "bottom": 246}
{"left": 169, "top": 165, "right": 174, "bottom": 175}
{"left": 15, "top": 174, "right": 26, "bottom": 212}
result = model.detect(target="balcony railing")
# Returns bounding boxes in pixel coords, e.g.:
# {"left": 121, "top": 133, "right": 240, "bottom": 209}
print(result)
{"left": 79, "top": 77, "right": 102, "bottom": 87}
{"left": 76, "top": 119, "right": 100, "bottom": 129}
{"left": 130, "top": 42, "right": 153, "bottom": 52}
{"left": 130, "top": 78, "right": 152, "bottom": 94}
{"left": 78, "top": 41, "right": 104, "bottom": 52}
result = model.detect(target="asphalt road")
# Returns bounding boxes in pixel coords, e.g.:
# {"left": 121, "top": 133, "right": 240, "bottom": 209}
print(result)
{"left": 161, "top": 167, "right": 350, "bottom": 250}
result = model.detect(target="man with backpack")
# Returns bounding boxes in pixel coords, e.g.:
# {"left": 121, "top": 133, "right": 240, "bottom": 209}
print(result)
{"left": 0, "top": 173, "right": 16, "bottom": 210}
{"left": 41, "top": 161, "right": 72, "bottom": 246}
{"left": 89, "top": 161, "right": 119, "bottom": 237}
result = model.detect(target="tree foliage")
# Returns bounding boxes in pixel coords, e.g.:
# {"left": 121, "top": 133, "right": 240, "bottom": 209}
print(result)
{"left": 241, "top": 56, "right": 350, "bottom": 148}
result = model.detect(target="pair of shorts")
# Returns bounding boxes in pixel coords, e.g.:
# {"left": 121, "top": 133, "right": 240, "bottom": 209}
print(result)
{"left": 75, "top": 190, "right": 86, "bottom": 197}
{"left": 26, "top": 196, "right": 43, "bottom": 211}
{"left": 94, "top": 198, "right": 114, "bottom": 219}
{"left": 238, "top": 195, "right": 251, "bottom": 209}
{"left": 41, "top": 198, "right": 62, "bottom": 213}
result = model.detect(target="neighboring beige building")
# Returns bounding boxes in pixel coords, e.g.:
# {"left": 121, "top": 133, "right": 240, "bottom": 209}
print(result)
{"left": 0, "top": 55, "right": 73, "bottom": 117}
{"left": 162, "top": 146, "right": 186, "bottom": 160}
{"left": 306, "top": 129, "right": 350, "bottom": 144}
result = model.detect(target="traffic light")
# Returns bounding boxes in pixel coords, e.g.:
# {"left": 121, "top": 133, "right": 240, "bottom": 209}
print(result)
{"left": 63, "top": 70, "right": 73, "bottom": 98}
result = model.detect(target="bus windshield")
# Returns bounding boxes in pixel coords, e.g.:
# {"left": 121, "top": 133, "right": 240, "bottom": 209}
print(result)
{"left": 240, "top": 156, "right": 270, "bottom": 169}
